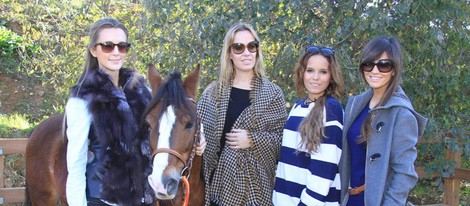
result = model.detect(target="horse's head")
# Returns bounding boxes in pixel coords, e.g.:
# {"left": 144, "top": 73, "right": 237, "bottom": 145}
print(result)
{"left": 144, "top": 64, "right": 200, "bottom": 200}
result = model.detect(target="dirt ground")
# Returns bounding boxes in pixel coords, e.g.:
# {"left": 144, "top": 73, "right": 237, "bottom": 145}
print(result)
{"left": 0, "top": 71, "right": 45, "bottom": 118}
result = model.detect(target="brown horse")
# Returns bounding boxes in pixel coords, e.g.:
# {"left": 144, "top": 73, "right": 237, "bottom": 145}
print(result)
{"left": 25, "top": 65, "right": 205, "bottom": 206}
{"left": 144, "top": 64, "right": 205, "bottom": 206}
{"left": 25, "top": 114, "right": 68, "bottom": 205}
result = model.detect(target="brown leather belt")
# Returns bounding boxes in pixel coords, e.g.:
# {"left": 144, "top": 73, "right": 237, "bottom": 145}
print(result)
{"left": 348, "top": 184, "right": 365, "bottom": 195}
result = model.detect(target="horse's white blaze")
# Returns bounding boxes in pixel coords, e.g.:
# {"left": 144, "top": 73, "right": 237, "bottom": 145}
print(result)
{"left": 148, "top": 105, "right": 176, "bottom": 198}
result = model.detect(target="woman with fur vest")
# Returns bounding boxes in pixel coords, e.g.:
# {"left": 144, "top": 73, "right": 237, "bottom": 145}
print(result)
{"left": 65, "top": 17, "right": 151, "bottom": 206}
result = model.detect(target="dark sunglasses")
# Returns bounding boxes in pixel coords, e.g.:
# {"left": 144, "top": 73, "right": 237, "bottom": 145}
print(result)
{"left": 305, "top": 45, "right": 335, "bottom": 57}
{"left": 230, "top": 41, "right": 259, "bottom": 54}
{"left": 94, "top": 41, "right": 131, "bottom": 53}
{"left": 360, "top": 59, "right": 394, "bottom": 73}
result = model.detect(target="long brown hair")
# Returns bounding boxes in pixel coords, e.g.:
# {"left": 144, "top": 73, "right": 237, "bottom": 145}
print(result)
{"left": 359, "top": 36, "right": 403, "bottom": 143}
{"left": 295, "top": 49, "right": 344, "bottom": 153}
{"left": 76, "top": 18, "right": 129, "bottom": 88}
{"left": 64, "top": 18, "right": 129, "bottom": 136}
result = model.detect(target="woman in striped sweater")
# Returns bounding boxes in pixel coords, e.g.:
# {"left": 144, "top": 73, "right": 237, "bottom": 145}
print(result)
{"left": 273, "top": 46, "right": 345, "bottom": 206}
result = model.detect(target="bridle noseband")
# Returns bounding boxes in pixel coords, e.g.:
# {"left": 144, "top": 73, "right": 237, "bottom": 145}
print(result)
{"left": 150, "top": 97, "right": 200, "bottom": 178}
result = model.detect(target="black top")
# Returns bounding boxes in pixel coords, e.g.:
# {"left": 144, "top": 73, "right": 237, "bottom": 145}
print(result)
{"left": 219, "top": 87, "right": 251, "bottom": 154}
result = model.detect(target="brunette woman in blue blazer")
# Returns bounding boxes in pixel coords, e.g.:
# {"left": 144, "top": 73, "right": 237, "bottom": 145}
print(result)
{"left": 339, "top": 36, "right": 428, "bottom": 206}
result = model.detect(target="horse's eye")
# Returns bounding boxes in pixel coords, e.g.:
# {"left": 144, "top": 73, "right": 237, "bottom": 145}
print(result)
{"left": 185, "top": 122, "right": 193, "bottom": 129}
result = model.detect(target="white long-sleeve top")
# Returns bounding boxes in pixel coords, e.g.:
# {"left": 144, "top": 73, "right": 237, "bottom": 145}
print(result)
{"left": 65, "top": 97, "right": 92, "bottom": 206}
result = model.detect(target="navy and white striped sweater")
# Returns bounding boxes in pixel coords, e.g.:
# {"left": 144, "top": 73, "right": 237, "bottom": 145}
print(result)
{"left": 273, "top": 96, "right": 343, "bottom": 206}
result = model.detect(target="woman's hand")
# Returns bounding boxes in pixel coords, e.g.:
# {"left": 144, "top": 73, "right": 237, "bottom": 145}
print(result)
{"left": 195, "top": 131, "right": 206, "bottom": 156}
{"left": 226, "top": 129, "right": 252, "bottom": 150}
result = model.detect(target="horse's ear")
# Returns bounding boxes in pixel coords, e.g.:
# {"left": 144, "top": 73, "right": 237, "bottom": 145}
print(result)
{"left": 148, "top": 64, "right": 162, "bottom": 96}
{"left": 183, "top": 64, "right": 200, "bottom": 99}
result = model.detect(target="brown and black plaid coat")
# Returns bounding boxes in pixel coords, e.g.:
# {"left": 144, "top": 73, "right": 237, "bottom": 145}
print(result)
{"left": 197, "top": 77, "right": 287, "bottom": 206}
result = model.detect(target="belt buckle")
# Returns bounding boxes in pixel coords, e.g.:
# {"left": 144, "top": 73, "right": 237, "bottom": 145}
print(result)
{"left": 348, "top": 185, "right": 365, "bottom": 195}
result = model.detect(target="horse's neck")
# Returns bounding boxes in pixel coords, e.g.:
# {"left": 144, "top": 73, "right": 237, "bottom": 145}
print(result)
{"left": 189, "top": 155, "right": 203, "bottom": 181}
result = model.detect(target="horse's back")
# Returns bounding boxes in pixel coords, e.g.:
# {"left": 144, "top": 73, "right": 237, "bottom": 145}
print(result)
{"left": 26, "top": 114, "right": 67, "bottom": 205}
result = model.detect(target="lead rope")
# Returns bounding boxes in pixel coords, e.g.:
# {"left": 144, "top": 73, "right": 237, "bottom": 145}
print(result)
{"left": 182, "top": 176, "right": 190, "bottom": 206}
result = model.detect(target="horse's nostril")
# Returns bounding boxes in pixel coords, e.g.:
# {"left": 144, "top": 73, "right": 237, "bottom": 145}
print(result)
{"left": 165, "top": 177, "right": 179, "bottom": 195}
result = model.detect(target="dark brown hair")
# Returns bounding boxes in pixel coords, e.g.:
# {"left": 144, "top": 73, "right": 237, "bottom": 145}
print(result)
{"left": 359, "top": 36, "right": 403, "bottom": 143}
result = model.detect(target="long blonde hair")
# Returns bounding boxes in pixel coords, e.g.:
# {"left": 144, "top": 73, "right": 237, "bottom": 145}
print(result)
{"left": 295, "top": 50, "right": 344, "bottom": 153}
{"left": 219, "top": 23, "right": 265, "bottom": 86}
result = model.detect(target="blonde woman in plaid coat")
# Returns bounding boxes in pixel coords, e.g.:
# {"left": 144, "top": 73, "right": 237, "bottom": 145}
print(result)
{"left": 197, "top": 23, "right": 287, "bottom": 206}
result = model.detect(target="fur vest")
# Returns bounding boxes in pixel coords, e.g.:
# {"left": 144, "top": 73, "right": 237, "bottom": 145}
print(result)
{"left": 70, "top": 68, "right": 151, "bottom": 205}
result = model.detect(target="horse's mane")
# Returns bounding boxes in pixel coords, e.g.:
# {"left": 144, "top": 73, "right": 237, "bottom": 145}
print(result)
{"left": 143, "top": 70, "right": 196, "bottom": 121}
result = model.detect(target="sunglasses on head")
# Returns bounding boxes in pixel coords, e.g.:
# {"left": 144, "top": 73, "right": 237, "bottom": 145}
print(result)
{"left": 230, "top": 41, "right": 259, "bottom": 54}
{"left": 94, "top": 41, "right": 131, "bottom": 53}
{"left": 305, "top": 45, "right": 335, "bottom": 57}
{"left": 360, "top": 59, "right": 394, "bottom": 73}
